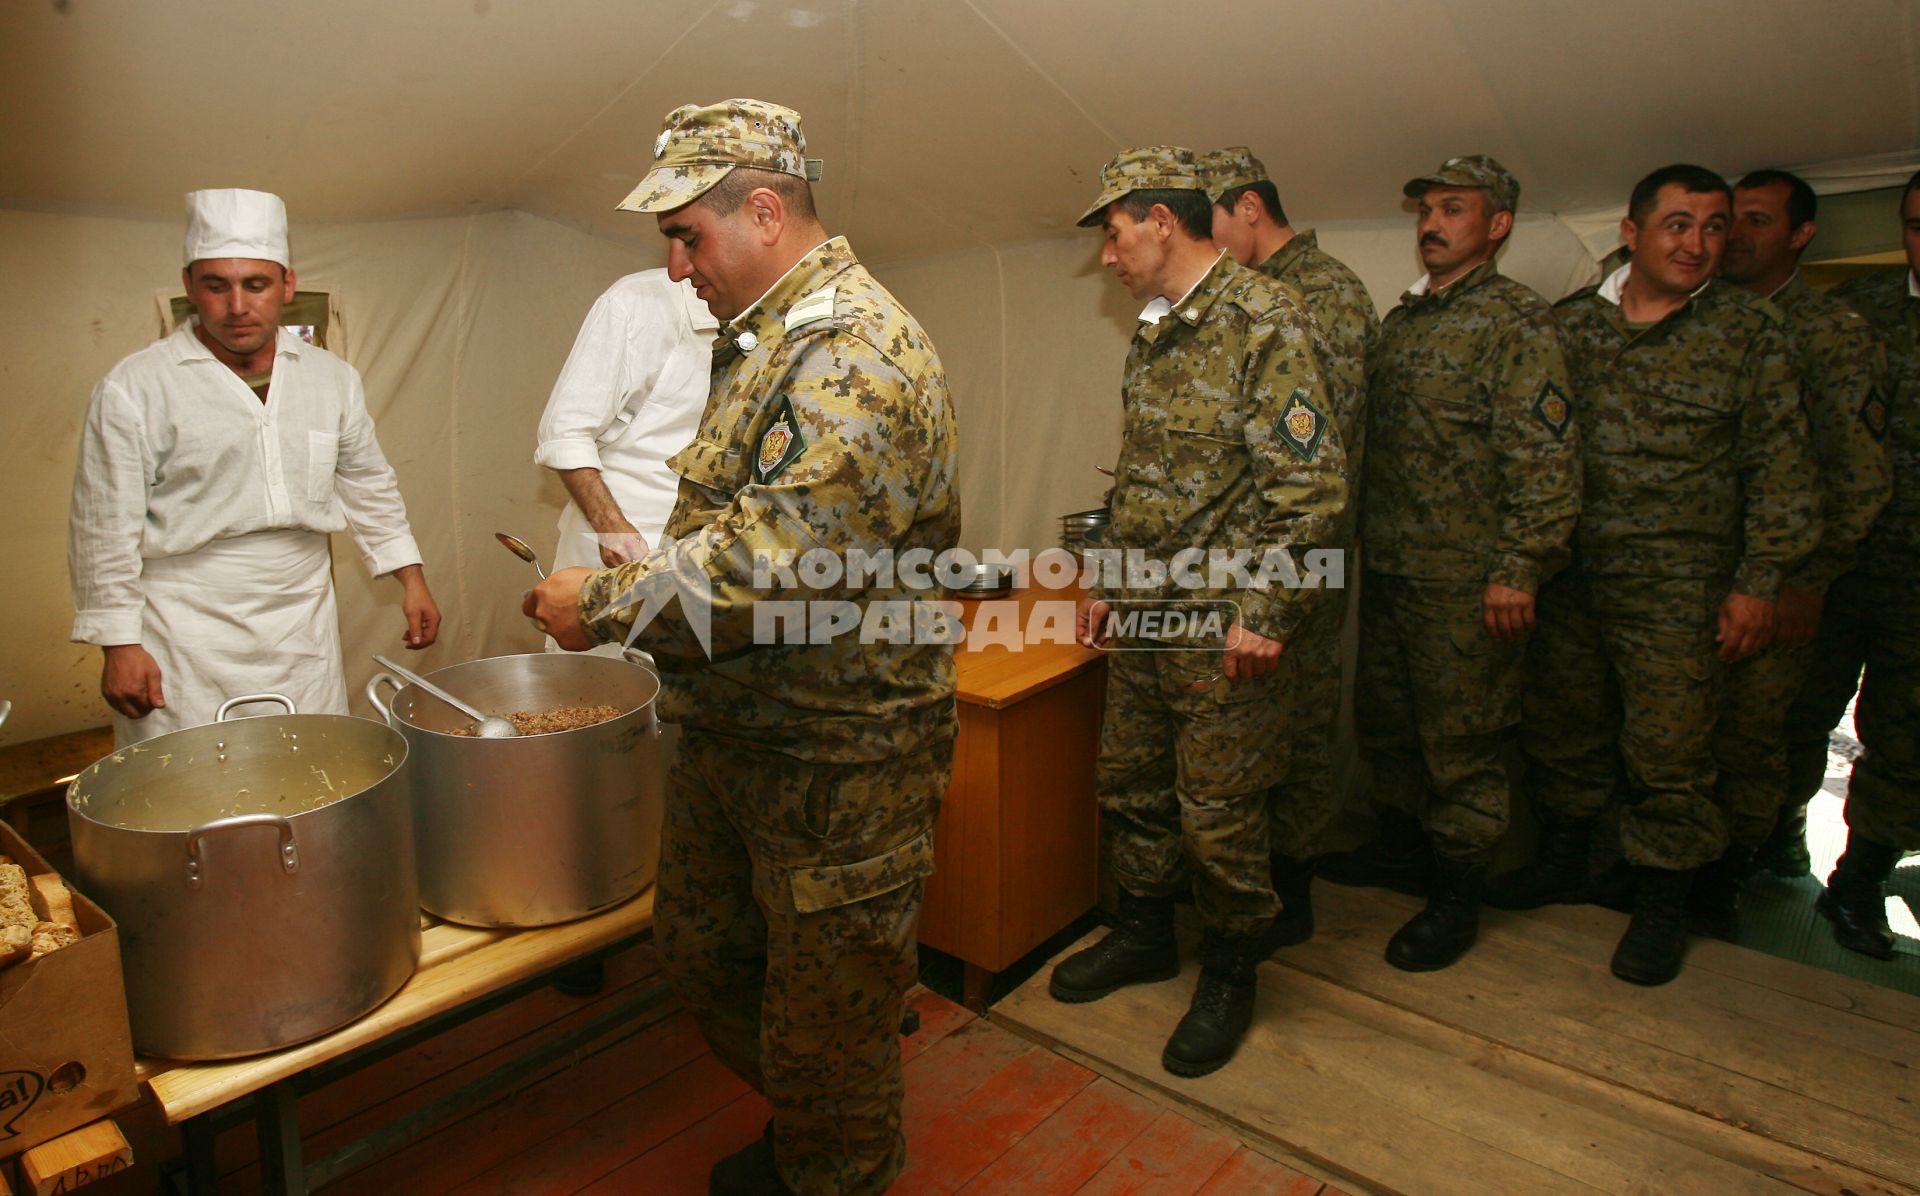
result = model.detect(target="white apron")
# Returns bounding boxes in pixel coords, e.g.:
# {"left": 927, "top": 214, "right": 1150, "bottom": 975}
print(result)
{"left": 116, "top": 530, "right": 346, "bottom": 746}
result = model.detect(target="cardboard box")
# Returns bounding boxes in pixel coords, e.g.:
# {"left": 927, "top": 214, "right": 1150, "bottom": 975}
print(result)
{"left": 0, "top": 822, "right": 138, "bottom": 1157}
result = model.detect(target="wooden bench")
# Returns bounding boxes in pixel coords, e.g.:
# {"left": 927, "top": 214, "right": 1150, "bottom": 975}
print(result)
{"left": 139, "top": 891, "right": 661, "bottom": 1195}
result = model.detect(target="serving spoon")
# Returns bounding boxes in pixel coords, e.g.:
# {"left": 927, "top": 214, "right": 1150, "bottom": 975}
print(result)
{"left": 495, "top": 532, "right": 546, "bottom": 579}
{"left": 372, "top": 654, "right": 519, "bottom": 738}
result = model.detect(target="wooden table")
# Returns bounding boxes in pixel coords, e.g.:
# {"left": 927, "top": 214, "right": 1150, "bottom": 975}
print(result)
{"left": 917, "top": 583, "right": 1106, "bottom": 1008}
{"left": 137, "top": 892, "right": 662, "bottom": 1195}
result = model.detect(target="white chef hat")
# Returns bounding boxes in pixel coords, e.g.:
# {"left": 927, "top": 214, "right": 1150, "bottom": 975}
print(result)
{"left": 182, "top": 188, "right": 290, "bottom": 268}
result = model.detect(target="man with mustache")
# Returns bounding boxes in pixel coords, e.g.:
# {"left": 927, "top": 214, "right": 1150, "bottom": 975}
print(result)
{"left": 1199, "top": 147, "right": 1378, "bottom": 943}
{"left": 1344, "top": 155, "right": 1581, "bottom": 971}
{"left": 1705, "top": 169, "right": 1890, "bottom": 935}
{"left": 1495, "top": 164, "right": 1818, "bottom": 985}
{"left": 1785, "top": 170, "right": 1920, "bottom": 957}
{"left": 69, "top": 188, "right": 440, "bottom": 746}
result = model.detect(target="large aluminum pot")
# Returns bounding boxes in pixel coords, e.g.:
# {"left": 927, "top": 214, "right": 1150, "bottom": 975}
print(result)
{"left": 366, "top": 651, "right": 662, "bottom": 928}
{"left": 67, "top": 694, "right": 420, "bottom": 1060}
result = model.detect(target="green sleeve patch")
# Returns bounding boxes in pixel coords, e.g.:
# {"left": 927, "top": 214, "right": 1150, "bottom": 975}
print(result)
{"left": 754, "top": 395, "right": 808, "bottom": 483}
{"left": 1276, "top": 389, "right": 1329, "bottom": 463}
{"left": 1532, "top": 380, "right": 1573, "bottom": 440}
{"left": 1860, "top": 390, "right": 1890, "bottom": 442}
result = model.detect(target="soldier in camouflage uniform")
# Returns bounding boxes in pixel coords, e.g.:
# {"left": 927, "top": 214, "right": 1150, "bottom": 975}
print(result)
{"left": 1495, "top": 164, "right": 1819, "bottom": 986}
{"left": 1700, "top": 170, "right": 1892, "bottom": 936}
{"left": 525, "top": 99, "right": 959, "bottom": 1196}
{"left": 1344, "top": 156, "right": 1581, "bottom": 972}
{"left": 1199, "top": 147, "right": 1378, "bottom": 939}
{"left": 1782, "top": 170, "right": 1920, "bottom": 958}
{"left": 1048, "top": 146, "right": 1349, "bottom": 1079}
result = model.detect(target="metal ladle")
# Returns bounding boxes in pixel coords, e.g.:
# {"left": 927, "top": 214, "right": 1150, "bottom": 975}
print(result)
{"left": 495, "top": 532, "right": 546, "bottom": 579}
{"left": 372, "top": 654, "right": 519, "bottom": 738}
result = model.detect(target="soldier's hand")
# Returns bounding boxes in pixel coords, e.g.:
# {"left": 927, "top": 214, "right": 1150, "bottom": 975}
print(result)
{"left": 523, "top": 567, "right": 597, "bottom": 651}
{"left": 1076, "top": 598, "right": 1112, "bottom": 649}
{"left": 1774, "top": 586, "right": 1824, "bottom": 649}
{"left": 1220, "top": 622, "right": 1282, "bottom": 683}
{"left": 1482, "top": 582, "right": 1536, "bottom": 640}
{"left": 101, "top": 644, "right": 165, "bottom": 719}
{"left": 1717, "top": 592, "right": 1776, "bottom": 662}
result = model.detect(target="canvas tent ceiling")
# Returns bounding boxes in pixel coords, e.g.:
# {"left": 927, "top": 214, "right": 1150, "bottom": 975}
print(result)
{"left": 3, "top": 0, "right": 1918, "bottom": 263}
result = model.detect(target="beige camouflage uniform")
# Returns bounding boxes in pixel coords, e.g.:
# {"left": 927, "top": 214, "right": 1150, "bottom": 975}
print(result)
{"left": 1523, "top": 270, "right": 1819, "bottom": 870}
{"left": 1785, "top": 267, "right": 1920, "bottom": 849}
{"left": 1081, "top": 149, "right": 1350, "bottom": 938}
{"left": 1360, "top": 240, "right": 1581, "bottom": 863}
{"left": 1715, "top": 273, "right": 1891, "bottom": 848}
{"left": 579, "top": 101, "right": 959, "bottom": 1196}
{"left": 1200, "top": 147, "right": 1378, "bottom": 861}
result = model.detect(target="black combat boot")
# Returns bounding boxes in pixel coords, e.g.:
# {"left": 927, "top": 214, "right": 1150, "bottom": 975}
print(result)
{"left": 1161, "top": 931, "right": 1261, "bottom": 1077}
{"left": 709, "top": 1121, "right": 793, "bottom": 1196}
{"left": 1318, "top": 807, "right": 1435, "bottom": 896}
{"left": 1686, "top": 846, "right": 1752, "bottom": 941}
{"left": 1483, "top": 814, "right": 1595, "bottom": 910}
{"left": 1610, "top": 867, "right": 1694, "bottom": 986}
{"left": 1385, "top": 854, "right": 1483, "bottom": 972}
{"left": 1262, "top": 851, "right": 1317, "bottom": 952}
{"left": 1754, "top": 802, "right": 1813, "bottom": 878}
{"left": 1817, "top": 835, "right": 1901, "bottom": 959}
{"left": 1049, "top": 890, "right": 1179, "bottom": 1003}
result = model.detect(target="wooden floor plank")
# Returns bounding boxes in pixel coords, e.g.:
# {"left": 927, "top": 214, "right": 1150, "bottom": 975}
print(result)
{"left": 997, "top": 930, "right": 1828, "bottom": 1196}
{"left": 320, "top": 1014, "right": 722, "bottom": 1196}
{"left": 578, "top": 1089, "right": 771, "bottom": 1195}
{"left": 1191, "top": 1146, "right": 1324, "bottom": 1196}
{"left": 1290, "top": 886, "right": 1920, "bottom": 1189}
{"left": 952, "top": 1078, "right": 1165, "bottom": 1196}
{"left": 900, "top": 1019, "right": 1037, "bottom": 1137}
{"left": 890, "top": 1045, "right": 1092, "bottom": 1195}
{"left": 1072, "top": 1107, "right": 1242, "bottom": 1196}
{"left": 902, "top": 988, "right": 979, "bottom": 1065}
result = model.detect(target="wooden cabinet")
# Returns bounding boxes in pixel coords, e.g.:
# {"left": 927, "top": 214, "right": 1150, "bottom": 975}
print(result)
{"left": 917, "top": 585, "right": 1105, "bottom": 1008}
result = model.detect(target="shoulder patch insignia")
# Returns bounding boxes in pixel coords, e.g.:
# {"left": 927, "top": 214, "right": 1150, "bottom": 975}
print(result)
{"left": 1860, "top": 390, "right": 1890, "bottom": 442}
{"left": 1532, "top": 381, "right": 1573, "bottom": 440}
{"left": 1277, "top": 389, "right": 1328, "bottom": 463}
{"left": 784, "top": 286, "right": 837, "bottom": 332}
{"left": 754, "top": 395, "right": 808, "bottom": 483}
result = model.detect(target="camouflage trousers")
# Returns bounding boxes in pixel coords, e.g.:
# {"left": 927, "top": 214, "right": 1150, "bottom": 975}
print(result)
{"left": 1356, "top": 572, "right": 1524, "bottom": 863}
{"left": 1521, "top": 571, "right": 1729, "bottom": 871}
{"left": 1712, "top": 643, "right": 1810, "bottom": 849}
{"left": 1266, "top": 575, "right": 1350, "bottom": 859}
{"left": 1783, "top": 571, "right": 1920, "bottom": 848}
{"left": 1097, "top": 644, "right": 1289, "bottom": 937}
{"left": 656, "top": 730, "right": 951, "bottom": 1196}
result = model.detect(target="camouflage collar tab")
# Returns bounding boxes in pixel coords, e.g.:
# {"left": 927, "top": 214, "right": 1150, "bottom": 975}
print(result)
{"left": 754, "top": 394, "right": 808, "bottom": 483}
{"left": 728, "top": 236, "right": 855, "bottom": 345}
{"left": 1262, "top": 228, "right": 1317, "bottom": 277}
{"left": 1276, "top": 389, "right": 1329, "bottom": 462}
{"left": 1405, "top": 257, "right": 1499, "bottom": 305}
{"left": 1532, "top": 381, "right": 1573, "bottom": 440}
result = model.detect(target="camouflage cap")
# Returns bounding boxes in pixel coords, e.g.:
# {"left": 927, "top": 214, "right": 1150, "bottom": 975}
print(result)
{"left": 616, "top": 98, "right": 823, "bottom": 214}
{"left": 1197, "top": 147, "right": 1269, "bottom": 203}
{"left": 1076, "top": 146, "right": 1205, "bottom": 228}
{"left": 1403, "top": 154, "right": 1520, "bottom": 211}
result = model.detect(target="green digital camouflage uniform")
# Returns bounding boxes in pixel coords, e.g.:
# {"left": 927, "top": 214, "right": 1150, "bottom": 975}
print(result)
{"left": 1358, "top": 258, "right": 1581, "bottom": 862}
{"left": 1091, "top": 248, "right": 1350, "bottom": 938}
{"left": 1252, "top": 229, "right": 1379, "bottom": 860}
{"left": 578, "top": 230, "right": 960, "bottom": 1195}
{"left": 1784, "top": 267, "right": 1920, "bottom": 849}
{"left": 1714, "top": 273, "right": 1891, "bottom": 848}
{"left": 1523, "top": 272, "right": 1819, "bottom": 871}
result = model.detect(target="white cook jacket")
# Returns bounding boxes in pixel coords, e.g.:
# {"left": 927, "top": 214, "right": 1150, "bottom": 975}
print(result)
{"left": 69, "top": 322, "right": 424, "bottom": 744}
{"left": 534, "top": 270, "right": 717, "bottom": 569}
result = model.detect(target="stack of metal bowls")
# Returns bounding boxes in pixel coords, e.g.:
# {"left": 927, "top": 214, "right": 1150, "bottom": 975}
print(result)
{"left": 942, "top": 561, "right": 1015, "bottom": 599}
{"left": 1060, "top": 508, "right": 1111, "bottom": 560}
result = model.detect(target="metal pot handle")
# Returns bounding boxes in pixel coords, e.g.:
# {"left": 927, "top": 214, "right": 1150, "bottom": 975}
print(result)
{"left": 184, "top": 812, "right": 299, "bottom": 889}
{"left": 366, "top": 672, "right": 402, "bottom": 723}
{"left": 619, "top": 649, "right": 663, "bottom": 737}
{"left": 215, "top": 693, "right": 297, "bottom": 721}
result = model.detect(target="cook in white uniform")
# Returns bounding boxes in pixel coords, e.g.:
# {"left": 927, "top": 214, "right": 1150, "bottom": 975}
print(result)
{"left": 534, "top": 268, "right": 716, "bottom": 572}
{"left": 69, "top": 188, "right": 441, "bottom": 746}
